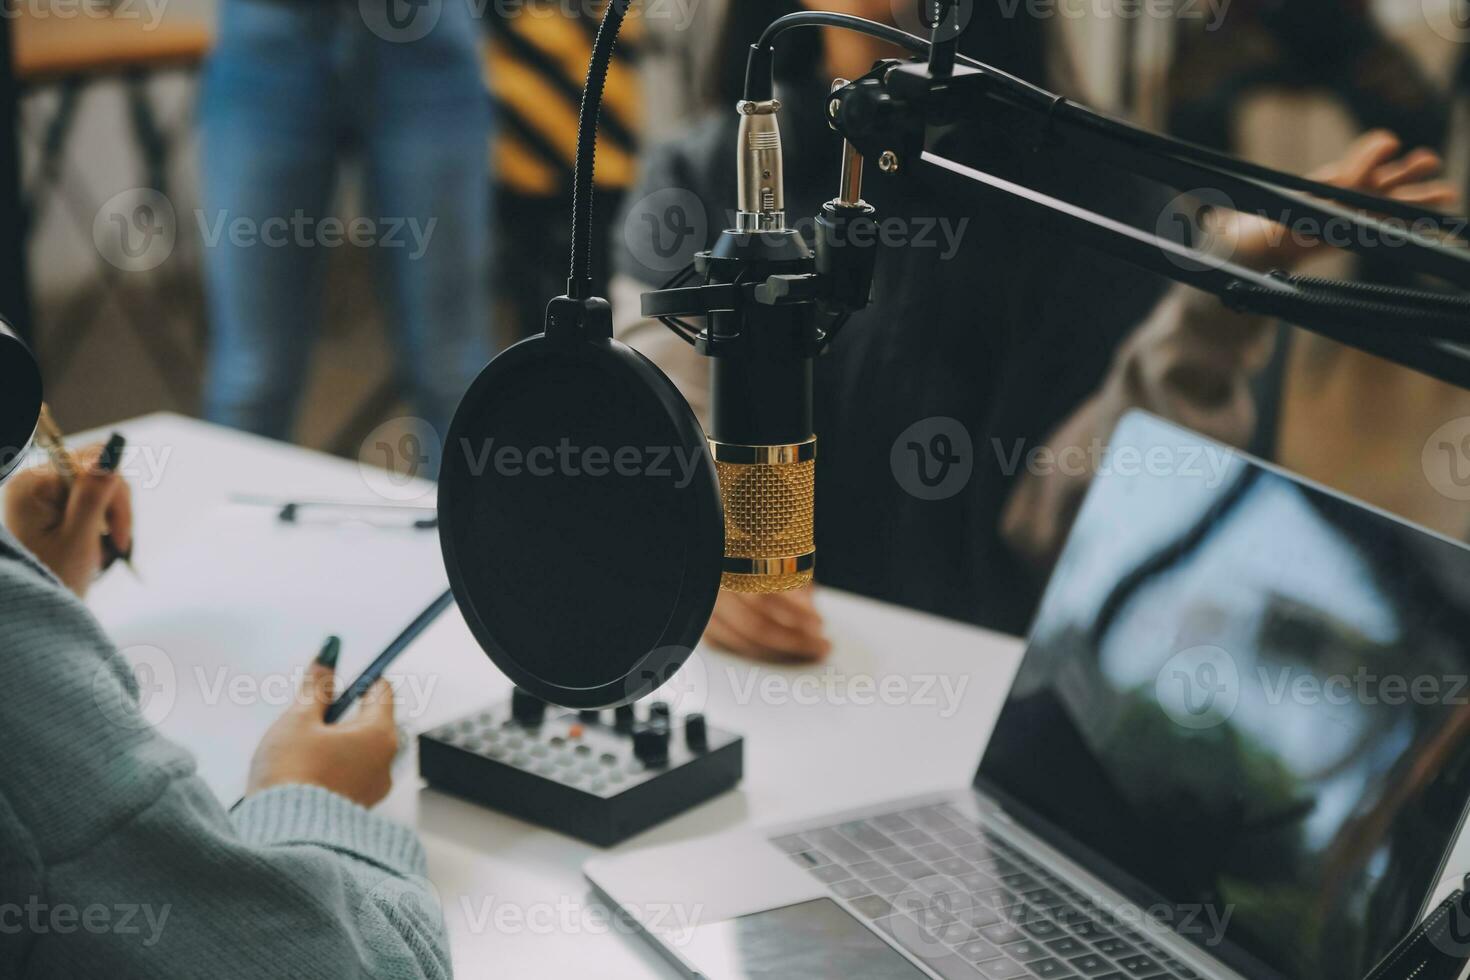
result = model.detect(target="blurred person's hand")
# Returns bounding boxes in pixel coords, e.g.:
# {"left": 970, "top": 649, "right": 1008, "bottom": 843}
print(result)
{"left": 703, "top": 585, "right": 832, "bottom": 662}
{"left": 247, "top": 658, "right": 399, "bottom": 808}
{"left": 1212, "top": 130, "right": 1459, "bottom": 270}
{"left": 3, "top": 443, "right": 132, "bottom": 599}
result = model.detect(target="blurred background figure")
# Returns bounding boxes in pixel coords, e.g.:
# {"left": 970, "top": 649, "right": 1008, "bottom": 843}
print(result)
{"left": 6, "top": 0, "right": 725, "bottom": 471}
{"left": 197, "top": 0, "right": 492, "bottom": 467}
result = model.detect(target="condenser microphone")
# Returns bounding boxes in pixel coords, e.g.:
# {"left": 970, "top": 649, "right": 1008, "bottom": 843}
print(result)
{"left": 651, "top": 93, "right": 876, "bottom": 594}
{"left": 706, "top": 97, "right": 818, "bottom": 594}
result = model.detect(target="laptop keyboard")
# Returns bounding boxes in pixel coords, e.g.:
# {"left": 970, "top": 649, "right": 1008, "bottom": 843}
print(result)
{"left": 772, "top": 803, "right": 1202, "bottom": 980}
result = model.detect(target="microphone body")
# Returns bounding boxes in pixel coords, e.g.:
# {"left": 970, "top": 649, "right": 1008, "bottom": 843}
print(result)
{"left": 706, "top": 97, "right": 819, "bottom": 593}
{"left": 641, "top": 96, "right": 874, "bottom": 593}
{"left": 705, "top": 228, "right": 817, "bottom": 593}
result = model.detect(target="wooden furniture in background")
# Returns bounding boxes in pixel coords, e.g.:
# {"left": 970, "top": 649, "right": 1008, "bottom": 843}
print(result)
{"left": 13, "top": 9, "right": 212, "bottom": 403}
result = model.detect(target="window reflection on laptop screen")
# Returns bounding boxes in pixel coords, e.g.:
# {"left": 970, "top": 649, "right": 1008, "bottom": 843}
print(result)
{"left": 977, "top": 411, "right": 1470, "bottom": 980}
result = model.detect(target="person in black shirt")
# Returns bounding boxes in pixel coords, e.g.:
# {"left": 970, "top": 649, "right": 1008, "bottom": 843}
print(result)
{"left": 613, "top": 0, "right": 1454, "bottom": 659}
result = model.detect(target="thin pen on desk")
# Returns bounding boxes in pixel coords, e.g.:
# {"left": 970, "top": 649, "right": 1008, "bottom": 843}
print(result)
{"left": 227, "top": 493, "right": 438, "bottom": 530}
{"left": 32, "top": 409, "right": 138, "bottom": 578}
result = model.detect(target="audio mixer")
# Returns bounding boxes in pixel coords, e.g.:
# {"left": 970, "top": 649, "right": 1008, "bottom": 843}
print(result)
{"left": 418, "top": 690, "right": 744, "bottom": 846}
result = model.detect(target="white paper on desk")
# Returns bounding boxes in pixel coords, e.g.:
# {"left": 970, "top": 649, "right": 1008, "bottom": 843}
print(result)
{"left": 87, "top": 505, "right": 454, "bottom": 801}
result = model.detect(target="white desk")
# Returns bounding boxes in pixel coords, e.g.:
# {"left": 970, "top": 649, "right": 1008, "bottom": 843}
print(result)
{"left": 63, "top": 413, "right": 1026, "bottom": 979}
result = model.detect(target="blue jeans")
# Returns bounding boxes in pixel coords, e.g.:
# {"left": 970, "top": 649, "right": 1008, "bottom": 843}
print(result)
{"left": 199, "top": 0, "right": 491, "bottom": 450}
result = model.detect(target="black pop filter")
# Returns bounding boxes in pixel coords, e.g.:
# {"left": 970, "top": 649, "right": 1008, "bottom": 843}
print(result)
{"left": 0, "top": 320, "right": 41, "bottom": 486}
{"left": 438, "top": 321, "right": 724, "bottom": 709}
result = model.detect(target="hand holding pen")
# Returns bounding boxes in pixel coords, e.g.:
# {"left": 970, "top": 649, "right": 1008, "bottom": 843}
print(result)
{"left": 244, "top": 635, "right": 401, "bottom": 808}
{"left": 3, "top": 411, "right": 135, "bottom": 598}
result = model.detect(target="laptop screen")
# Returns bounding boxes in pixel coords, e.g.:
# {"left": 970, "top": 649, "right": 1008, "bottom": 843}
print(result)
{"left": 976, "top": 411, "right": 1470, "bottom": 980}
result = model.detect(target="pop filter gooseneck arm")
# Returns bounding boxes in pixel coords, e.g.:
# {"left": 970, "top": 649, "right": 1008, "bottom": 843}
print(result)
{"left": 567, "top": 0, "right": 632, "bottom": 302}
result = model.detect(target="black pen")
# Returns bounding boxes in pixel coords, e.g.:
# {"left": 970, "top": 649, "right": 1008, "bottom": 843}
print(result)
{"left": 33, "top": 414, "right": 137, "bottom": 578}
{"left": 96, "top": 432, "right": 136, "bottom": 575}
{"left": 325, "top": 590, "right": 454, "bottom": 724}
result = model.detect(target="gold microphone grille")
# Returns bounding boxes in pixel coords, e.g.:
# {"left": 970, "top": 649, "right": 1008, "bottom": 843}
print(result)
{"left": 712, "top": 439, "right": 815, "bottom": 594}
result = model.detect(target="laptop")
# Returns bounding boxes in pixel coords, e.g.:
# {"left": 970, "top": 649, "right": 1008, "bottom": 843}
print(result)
{"left": 586, "top": 410, "right": 1470, "bottom": 980}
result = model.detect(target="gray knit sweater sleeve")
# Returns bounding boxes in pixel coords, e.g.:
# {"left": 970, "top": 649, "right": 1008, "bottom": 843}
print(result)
{"left": 0, "top": 529, "right": 451, "bottom": 979}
